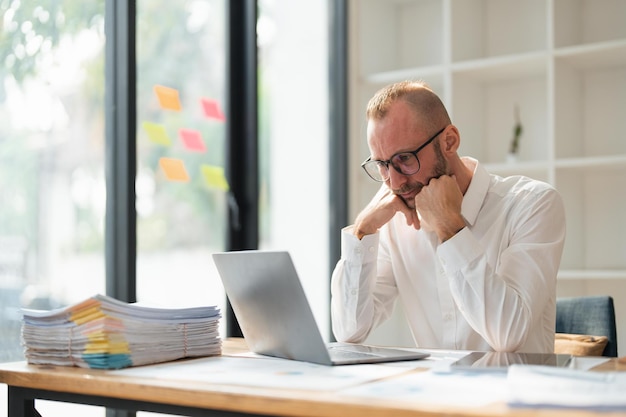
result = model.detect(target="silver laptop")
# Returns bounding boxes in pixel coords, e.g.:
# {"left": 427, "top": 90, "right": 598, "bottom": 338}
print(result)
{"left": 212, "top": 250, "right": 429, "bottom": 366}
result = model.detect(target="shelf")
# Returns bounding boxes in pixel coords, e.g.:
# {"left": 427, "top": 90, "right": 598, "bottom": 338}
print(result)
{"left": 558, "top": 270, "right": 626, "bottom": 280}
{"left": 554, "top": 154, "right": 626, "bottom": 171}
{"left": 484, "top": 160, "right": 549, "bottom": 177}
{"left": 452, "top": 52, "right": 547, "bottom": 81}
{"left": 554, "top": 39, "right": 626, "bottom": 70}
{"left": 363, "top": 64, "right": 445, "bottom": 85}
{"left": 350, "top": 0, "right": 626, "bottom": 284}
{"left": 485, "top": 154, "right": 626, "bottom": 173}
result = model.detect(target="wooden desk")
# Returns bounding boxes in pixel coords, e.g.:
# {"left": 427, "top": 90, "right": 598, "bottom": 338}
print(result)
{"left": 1, "top": 338, "right": 625, "bottom": 417}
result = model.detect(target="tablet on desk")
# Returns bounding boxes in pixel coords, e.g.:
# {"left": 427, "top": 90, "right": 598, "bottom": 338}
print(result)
{"left": 450, "top": 351, "right": 572, "bottom": 371}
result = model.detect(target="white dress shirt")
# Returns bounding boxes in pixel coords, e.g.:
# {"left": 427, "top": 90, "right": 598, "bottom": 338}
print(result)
{"left": 331, "top": 158, "right": 566, "bottom": 353}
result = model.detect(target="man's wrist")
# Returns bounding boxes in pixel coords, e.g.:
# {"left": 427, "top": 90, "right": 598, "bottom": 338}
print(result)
{"left": 353, "top": 221, "right": 376, "bottom": 240}
{"left": 354, "top": 228, "right": 367, "bottom": 240}
{"left": 439, "top": 222, "right": 466, "bottom": 243}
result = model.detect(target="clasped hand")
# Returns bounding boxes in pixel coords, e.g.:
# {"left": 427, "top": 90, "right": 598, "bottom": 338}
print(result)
{"left": 354, "top": 175, "right": 465, "bottom": 243}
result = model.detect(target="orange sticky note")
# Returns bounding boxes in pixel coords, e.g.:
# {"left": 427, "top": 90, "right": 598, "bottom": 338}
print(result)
{"left": 200, "top": 98, "right": 226, "bottom": 121}
{"left": 201, "top": 164, "right": 229, "bottom": 191}
{"left": 179, "top": 128, "right": 206, "bottom": 152}
{"left": 159, "top": 157, "right": 189, "bottom": 182}
{"left": 154, "top": 85, "right": 182, "bottom": 111}
{"left": 142, "top": 121, "right": 172, "bottom": 146}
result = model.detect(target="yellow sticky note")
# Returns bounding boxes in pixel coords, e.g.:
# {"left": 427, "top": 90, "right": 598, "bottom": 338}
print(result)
{"left": 201, "top": 164, "right": 229, "bottom": 191}
{"left": 154, "top": 85, "right": 182, "bottom": 111}
{"left": 159, "top": 157, "right": 190, "bottom": 182}
{"left": 142, "top": 121, "right": 172, "bottom": 146}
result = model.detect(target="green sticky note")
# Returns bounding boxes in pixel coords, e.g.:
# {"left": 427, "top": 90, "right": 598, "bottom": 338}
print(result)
{"left": 142, "top": 122, "right": 172, "bottom": 146}
{"left": 201, "top": 165, "right": 229, "bottom": 191}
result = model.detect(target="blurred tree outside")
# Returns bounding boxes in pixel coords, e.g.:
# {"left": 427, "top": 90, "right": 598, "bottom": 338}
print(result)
{"left": 0, "top": 0, "right": 106, "bottom": 362}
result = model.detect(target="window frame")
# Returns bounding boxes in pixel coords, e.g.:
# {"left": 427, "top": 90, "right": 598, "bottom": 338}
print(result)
{"left": 103, "top": 0, "right": 348, "bottom": 342}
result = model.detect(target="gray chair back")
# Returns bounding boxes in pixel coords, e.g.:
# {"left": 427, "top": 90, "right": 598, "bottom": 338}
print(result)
{"left": 555, "top": 295, "right": 617, "bottom": 357}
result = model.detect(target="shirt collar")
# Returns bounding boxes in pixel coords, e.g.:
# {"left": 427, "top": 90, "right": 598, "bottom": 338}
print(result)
{"left": 460, "top": 157, "right": 490, "bottom": 227}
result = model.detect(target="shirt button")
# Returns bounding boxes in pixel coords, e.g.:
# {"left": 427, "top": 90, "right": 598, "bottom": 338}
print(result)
{"left": 444, "top": 313, "right": 453, "bottom": 321}
{"left": 368, "top": 246, "right": 375, "bottom": 253}
{"left": 351, "top": 289, "right": 357, "bottom": 296}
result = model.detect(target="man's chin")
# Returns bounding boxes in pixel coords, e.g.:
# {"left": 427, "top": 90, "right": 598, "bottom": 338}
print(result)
{"left": 399, "top": 195, "right": 416, "bottom": 209}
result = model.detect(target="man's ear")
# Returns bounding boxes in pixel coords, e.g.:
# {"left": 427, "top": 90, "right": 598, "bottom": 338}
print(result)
{"left": 441, "top": 125, "right": 460, "bottom": 154}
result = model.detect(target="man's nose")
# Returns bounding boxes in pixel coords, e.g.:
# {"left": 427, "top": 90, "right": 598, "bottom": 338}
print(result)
{"left": 386, "top": 165, "right": 407, "bottom": 188}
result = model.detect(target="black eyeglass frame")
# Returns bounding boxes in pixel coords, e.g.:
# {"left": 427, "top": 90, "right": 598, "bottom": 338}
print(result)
{"left": 361, "top": 126, "right": 447, "bottom": 182}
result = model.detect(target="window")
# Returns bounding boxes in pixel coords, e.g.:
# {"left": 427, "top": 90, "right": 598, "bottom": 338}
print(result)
{"left": 1, "top": 1, "right": 337, "bottom": 416}
{"left": 135, "top": 0, "right": 228, "bottom": 323}
{"left": 257, "top": 0, "right": 330, "bottom": 338}
{"left": 0, "top": 0, "right": 107, "bottom": 363}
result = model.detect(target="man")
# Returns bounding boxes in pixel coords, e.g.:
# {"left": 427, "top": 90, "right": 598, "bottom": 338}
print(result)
{"left": 331, "top": 80, "right": 565, "bottom": 353}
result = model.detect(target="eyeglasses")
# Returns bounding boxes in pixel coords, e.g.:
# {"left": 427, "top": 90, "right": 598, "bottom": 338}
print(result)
{"left": 361, "top": 126, "right": 447, "bottom": 182}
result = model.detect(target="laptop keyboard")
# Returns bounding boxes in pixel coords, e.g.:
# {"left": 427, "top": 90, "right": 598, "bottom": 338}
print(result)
{"left": 328, "top": 346, "right": 383, "bottom": 360}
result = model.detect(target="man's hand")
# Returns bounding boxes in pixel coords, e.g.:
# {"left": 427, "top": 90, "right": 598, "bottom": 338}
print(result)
{"left": 414, "top": 175, "right": 465, "bottom": 243}
{"left": 353, "top": 185, "right": 421, "bottom": 239}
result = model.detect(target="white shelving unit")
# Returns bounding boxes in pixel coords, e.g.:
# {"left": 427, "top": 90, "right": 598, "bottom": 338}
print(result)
{"left": 348, "top": 0, "right": 626, "bottom": 284}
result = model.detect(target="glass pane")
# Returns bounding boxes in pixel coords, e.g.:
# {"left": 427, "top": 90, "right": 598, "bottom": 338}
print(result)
{"left": 258, "top": 1, "right": 330, "bottom": 338}
{"left": 0, "top": 1, "right": 106, "bottom": 362}
{"left": 135, "top": 0, "right": 227, "bottom": 328}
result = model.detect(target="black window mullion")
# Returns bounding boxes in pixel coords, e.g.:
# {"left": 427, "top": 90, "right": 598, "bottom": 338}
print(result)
{"left": 105, "top": 1, "right": 136, "bottom": 416}
{"left": 328, "top": 0, "right": 349, "bottom": 340}
{"left": 105, "top": 0, "right": 137, "bottom": 305}
{"left": 225, "top": 0, "right": 259, "bottom": 338}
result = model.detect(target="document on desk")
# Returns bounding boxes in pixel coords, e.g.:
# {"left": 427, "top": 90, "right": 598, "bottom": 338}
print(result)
{"left": 341, "top": 367, "right": 510, "bottom": 407}
{"left": 113, "top": 355, "right": 416, "bottom": 391}
{"left": 508, "top": 364, "right": 626, "bottom": 410}
{"left": 342, "top": 359, "right": 626, "bottom": 410}
{"left": 21, "top": 294, "right": 221, "bottom": 369}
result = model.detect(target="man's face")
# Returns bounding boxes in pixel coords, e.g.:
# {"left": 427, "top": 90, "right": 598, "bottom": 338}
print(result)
{"left": 367, "top": 102, "right": 449, "bottom": 209}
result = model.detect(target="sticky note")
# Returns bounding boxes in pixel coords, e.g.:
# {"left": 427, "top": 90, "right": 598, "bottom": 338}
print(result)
{"left": 154, "top": 85, "right": 182, "bottom": 111}
{"left": 159, "top": 157, "right": 190, "bottom": 182}
{"left": 142, "top": 122, "right": 172, "bottom": 146}
{"left": 200, "top": 98, "right": 226, "bottom": 121}
{"left": 179, "top": 128, "right": 206, "bottom": 152}
{"left": 201, "top": 164, "right": 229, "bottom": 191}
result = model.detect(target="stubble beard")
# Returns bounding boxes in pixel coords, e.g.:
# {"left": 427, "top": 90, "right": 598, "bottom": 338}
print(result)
{"left": 394, "top": 146, "right": 449, "bottom": 209}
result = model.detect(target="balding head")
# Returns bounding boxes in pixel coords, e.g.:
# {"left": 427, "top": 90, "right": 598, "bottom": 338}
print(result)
{"left": 366, "top": 80, "right": 451, "bottom": 135}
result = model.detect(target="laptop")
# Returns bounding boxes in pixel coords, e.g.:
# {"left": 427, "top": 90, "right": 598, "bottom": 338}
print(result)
{"left": 212, "top": 250, "right": 429, "bottom": 366}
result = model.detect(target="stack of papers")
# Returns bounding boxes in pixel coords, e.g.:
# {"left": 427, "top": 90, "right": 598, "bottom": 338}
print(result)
{"left": 21, "top": 294, "right": 221, "bottom": 369}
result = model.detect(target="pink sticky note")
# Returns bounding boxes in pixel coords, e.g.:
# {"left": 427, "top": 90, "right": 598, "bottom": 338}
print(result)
{"left": 178, "top": 128, "right": 206, "bottom": 152}
{"left": 159, "top": 157, "right": 190, "bottom": 182}
{"left": 200, "top": 98, "right": 226, "bottom": 121}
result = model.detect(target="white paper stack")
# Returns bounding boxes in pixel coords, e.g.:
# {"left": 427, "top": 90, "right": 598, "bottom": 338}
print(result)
{"left": 21, "top": 294, "right": 221, "bottom": 369}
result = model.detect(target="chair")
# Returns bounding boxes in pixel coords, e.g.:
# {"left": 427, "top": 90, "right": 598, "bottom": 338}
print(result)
{"left": 555, "top": 295, "right": 618, "bottom": 357}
